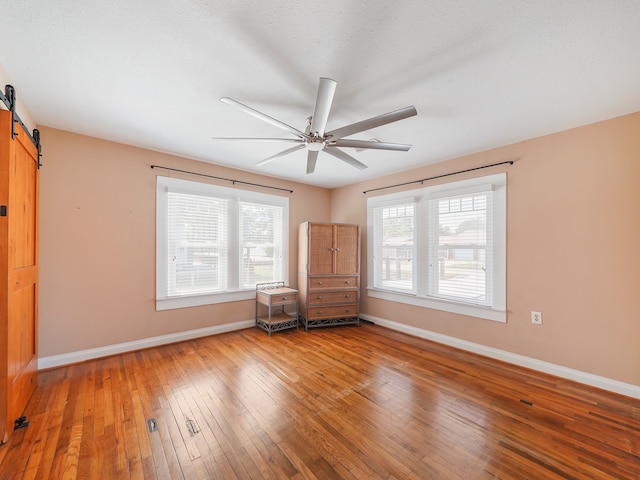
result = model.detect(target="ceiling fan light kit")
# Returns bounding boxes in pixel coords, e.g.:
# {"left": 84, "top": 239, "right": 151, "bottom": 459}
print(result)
{"left": 216, "top": 77, "right": 417, "bottom": 174}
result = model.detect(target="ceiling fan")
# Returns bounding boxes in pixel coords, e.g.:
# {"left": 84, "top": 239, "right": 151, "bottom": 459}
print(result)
{"left": 214, "top": 77, "right": 417, "bottom": 174}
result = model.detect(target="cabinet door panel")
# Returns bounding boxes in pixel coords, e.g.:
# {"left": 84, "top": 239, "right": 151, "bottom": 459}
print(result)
{"left": 308, "top": 223, "right": 335, "bottom": 275}
{"left": 335, "top": 224, "right": 359, "bottom": 274}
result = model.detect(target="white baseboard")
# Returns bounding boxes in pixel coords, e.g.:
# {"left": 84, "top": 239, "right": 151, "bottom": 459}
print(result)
{"left": 38, "top": 319, "right": 255, "bottom": 370}
{"left": 360, "top": 313, "right": 640, "bottom": 400}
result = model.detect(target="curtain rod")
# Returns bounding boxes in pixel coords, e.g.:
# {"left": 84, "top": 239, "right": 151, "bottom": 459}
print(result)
{"left": 150, "top": 165, "right": 294, "bottom": 194}
{"left": 363, "top": 160, "right": 514, "bottom": 194}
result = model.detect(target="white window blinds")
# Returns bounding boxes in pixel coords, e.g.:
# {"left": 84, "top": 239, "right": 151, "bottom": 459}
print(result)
{"left": 167, "top": 192, "right": 228, "bottom": 296}
{"left": 427, "top": 191, "right": 493, "bottom": 306}
{"left": 157, "top": 176, "right": 288, "bottom": 309}
{"left": 239, "top": 202, "right": 284, "bottom": 289}
{"left": 367, "top": 173, "right": 506, "bottom": 321}
{"left": 371, "top": 201, "right": 416, "bottom": 293}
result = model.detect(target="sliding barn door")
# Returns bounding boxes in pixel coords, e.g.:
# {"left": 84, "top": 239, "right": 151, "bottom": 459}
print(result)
{"left": 0, "top": 109, "right": 39, "bottom": 443}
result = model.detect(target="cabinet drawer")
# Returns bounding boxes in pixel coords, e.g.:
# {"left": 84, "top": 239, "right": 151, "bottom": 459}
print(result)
{"left": 257, "top": 291, "right": 297, "bottom": 306}
{"left": 307, "top": 304, "right": 359, "bottom": 320}
{"left": 308, "top": 276, "right": 358, "bottom": 289}
{"left": 308, "top": 290, "right": 358, "bottom": 305}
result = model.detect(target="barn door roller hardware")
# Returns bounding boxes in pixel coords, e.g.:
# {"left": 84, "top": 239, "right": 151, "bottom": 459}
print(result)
{"left": 0, "top": 84, "right": 42, "bottom": 168}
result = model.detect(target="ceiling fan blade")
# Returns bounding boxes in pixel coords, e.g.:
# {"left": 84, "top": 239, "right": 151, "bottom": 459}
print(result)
{"left": 212, "top": 137, "right": 303, "bottom": 143}
{"left": 256, "top": 144, "right": 306, "bottom": 167}
{"left": 325, "top": 106, "right": 417, "bottom": 140}
{"left": 309, "top": 77, "right": 337, "bottom": 137}
{"left": 306, "top": 150, "right": 319, "bottom": 174}
{"left": 330, "top": 139, "right": 412, "bottom": 151}
{"left": 220, "top": 97, "right": 308, "bottom": 139}
{"left": 324, "top": 147, "right": 368, "bottom": 170}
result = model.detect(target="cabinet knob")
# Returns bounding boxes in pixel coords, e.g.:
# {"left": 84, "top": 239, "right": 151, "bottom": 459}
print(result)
{"left": 318, "top": 310, "right": 322, "bottom": 314}
{"left": 282, "top": 297, "right": 287, "bottom": 300}
{"left": 318, "top": 281, "right": 323, "bottom": 285}
{"left": 345, "top": 294, "right": 350, "bottom": 298}
{"left": 318, "top": 296, "right": 322, "bottom": 299}
{"left": 329, "top": 248, "right": 334, "bottom": 252}
{"left": 335, "top": 248, "right": 340, "bottom": 252}
{"left": 345, "top": 280, "right": 350, "bottom": 284}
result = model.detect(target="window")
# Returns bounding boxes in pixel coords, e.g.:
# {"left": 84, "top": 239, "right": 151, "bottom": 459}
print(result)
{"left": 371, "top": 201, "right": 416, "bottom": 293}
{"left": 367, "top": 173, "right": 506, "bottom": 322}
{"left": 156, "top": 176, "right": 288, "bottom": 310}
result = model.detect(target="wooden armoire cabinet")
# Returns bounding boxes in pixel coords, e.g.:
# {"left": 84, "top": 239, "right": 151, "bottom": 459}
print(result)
{"left": 298, "top": 222, "right": 360, "bottom": 330}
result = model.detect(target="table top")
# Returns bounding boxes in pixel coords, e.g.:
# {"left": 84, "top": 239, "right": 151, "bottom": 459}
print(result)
{"left": 257, "top": 287, "right": 298, "bottom": 296}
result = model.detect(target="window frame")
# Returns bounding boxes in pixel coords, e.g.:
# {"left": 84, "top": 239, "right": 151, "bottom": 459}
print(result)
{"left": 367, "top": 173, "right": 506, "bottom": 322}
{"left": 156, "top": 176, "right": 289, "bottom": 311}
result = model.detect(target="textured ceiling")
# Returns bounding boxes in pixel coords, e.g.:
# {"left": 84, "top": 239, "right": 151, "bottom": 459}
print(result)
{"left": 1, "top": 1, "right": 639, "bottom": 188}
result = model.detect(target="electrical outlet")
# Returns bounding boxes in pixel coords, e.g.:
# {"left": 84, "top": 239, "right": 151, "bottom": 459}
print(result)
{"left": 531, "top": 311, "right": 542, "bottom": 325}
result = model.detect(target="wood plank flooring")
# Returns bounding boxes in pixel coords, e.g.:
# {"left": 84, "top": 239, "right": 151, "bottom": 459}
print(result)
{"left": 0, "top": 323, "right": 638, "bottom": 479}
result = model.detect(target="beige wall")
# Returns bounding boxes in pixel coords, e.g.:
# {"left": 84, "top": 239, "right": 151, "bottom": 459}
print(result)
{"left": 38, "top": 127, "right": 330, "bottom": 357}
{"left": 332, "top": 112, "right": 640, "bottom": 386}
{"left": 38, "top": 112, "right": 639, "bottom": 388}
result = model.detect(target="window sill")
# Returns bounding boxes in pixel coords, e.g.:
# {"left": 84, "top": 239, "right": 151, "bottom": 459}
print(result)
{"left": 156, "top": 290, "right": 256, "bottom": 311}
{"left": 366, "top": 288, "right": 506, "bottom": 323}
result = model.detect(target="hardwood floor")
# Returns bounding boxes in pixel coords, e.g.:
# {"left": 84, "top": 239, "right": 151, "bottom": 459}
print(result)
{"left": 0, "top": 323, "right": 638, "bottom": 479}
